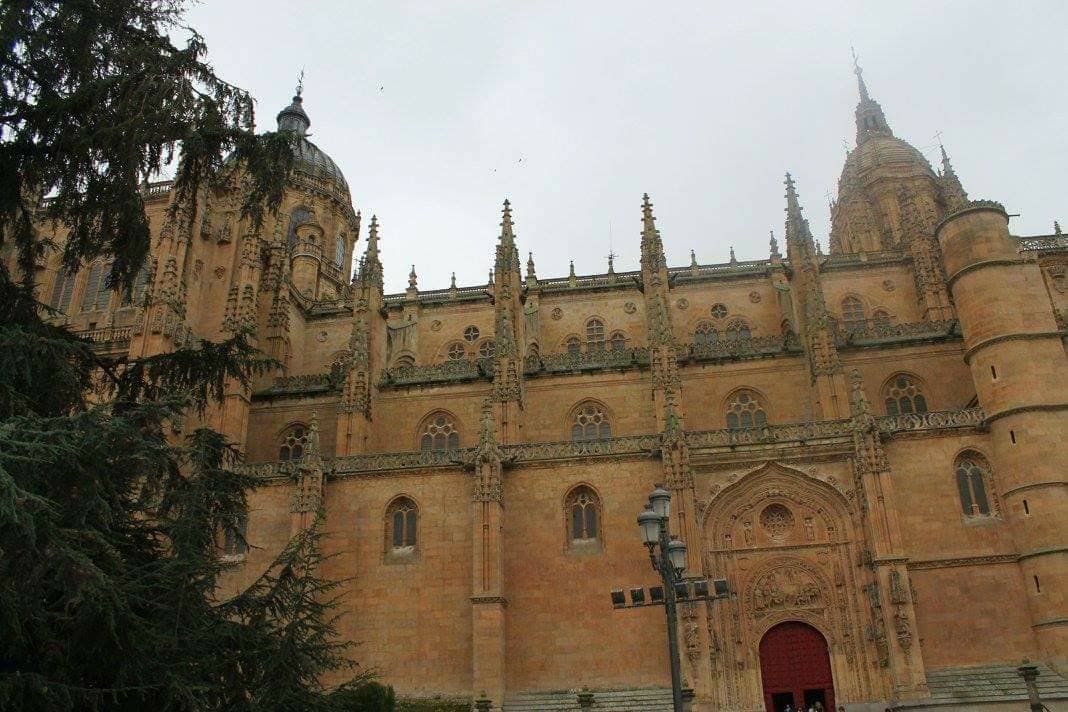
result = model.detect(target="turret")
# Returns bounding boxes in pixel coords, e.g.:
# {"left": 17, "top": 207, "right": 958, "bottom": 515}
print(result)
{"left": 936, "top": 200, "right": 1068, "bottom": 668}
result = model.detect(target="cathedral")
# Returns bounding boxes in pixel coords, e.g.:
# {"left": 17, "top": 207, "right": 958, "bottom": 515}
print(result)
{"left": 23, "top": 63, "right": 1068, "bottom": 711}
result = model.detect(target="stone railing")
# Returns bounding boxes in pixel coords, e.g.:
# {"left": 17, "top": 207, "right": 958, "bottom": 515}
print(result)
{"left": 79, "top": 325, "right": 132, "bottom": 344}
{"left": 525, "top": 346, "right": 650, "bottom": 375}
{"left": 839, "top": 320, "right": 959, "bottom": 347}
{"left": 821, "top": 249, "right": 905, "bottom": 268}
{"left": 380, "top": 357, "right": 492, "bottom": 387}
{"left": 257, "top": 373, "right": 337, "bottom": 396}
{"left": 333, "top": 448, "right": 469, "bottom": 474}
{"left": 669, "top": 259, "right": 770, "bottom": 281}
{"left": 684, "top": 334, "right": 798, "bottom": 363}
{"left": 501, "top": 434, "right": 659, "bottom": 461}
{"left": 686, "top": 419, "right": 855, "bottom": 448}
{"left": 878, "top": 407, "right": 985, "bottom": 434}
{"left": 1018, "top": 235, "right": 1068, "bottom": 252}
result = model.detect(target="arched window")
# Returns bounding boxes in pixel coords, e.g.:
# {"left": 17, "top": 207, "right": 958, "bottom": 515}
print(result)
{"left": 724, "top": 319, "right": 751, "bottom": 340}
{"left": 221, "top": 512, "right": 248, "bottom": 557}
{"left": 842, "top": 297, "right": 866, "bottom": 331}
{"left": 49, "top": 267, "right": 77, "bottom": 313}
{"left": 725, "top": 389, "right": 768, "bottom": 429}
{"left": 287, "top": 208, "right": 314, "bottom": 248}
{"left": 586, "top": 319, "right": 605, "bottom": 351}
{"left": 565, "top": 336, "right": 581, "bottom": 355}
{"left": 386, "top": 496, "right": 418, "bottom": 550}
{"left": 566, "top": 485, "right": 601, "bottom": 544}
{"left": 955, "top": 452, "right": 995, "bottom": 517}
{"left": 279, "top": 424, "right": 309, "bottom": 461}
{"left": 478, "top": 340, "right": 496, "bottom": 358}
{"left": 872, "top": 309, "right": 891, "bottom": 329}
{"left": 570, "top": 402, "right": 612, "bottom": 441}
{"left": 121, "top": 264, "right": 153, "bottom": 307}
{"left": 334, "top": 235, "right": 345, "bottom": 266}
{"left": 81, "top": 262, "right": 112, "bottom": 312}
{"left": 608, "top": 331, "right": 627, "bottom": 351}
{"left": 526, "top": 343, "right": 540, "bottom": 359}
{"left": 883, "top": 374, "right": 928, "bottom": 415}
{"left": 694, "top": 321, "right": 718, "bottom": 347}
{"left": 393, "top": 354, "right": 415, "bottom": 369}
{"left": 446, "top": 342, "right": 466, "bottom": 361}
{"left": 420, "top": 412, "right": 459, "bottom": 452}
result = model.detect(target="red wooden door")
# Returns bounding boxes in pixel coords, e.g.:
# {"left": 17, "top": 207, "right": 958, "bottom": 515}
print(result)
{"left": 759, "top": 622, "right": 835, "bottom": 712}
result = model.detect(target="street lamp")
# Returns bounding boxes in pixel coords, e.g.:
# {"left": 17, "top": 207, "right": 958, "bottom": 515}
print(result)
{"left": 636, "top": 484, "right": 687, "bottom": 712}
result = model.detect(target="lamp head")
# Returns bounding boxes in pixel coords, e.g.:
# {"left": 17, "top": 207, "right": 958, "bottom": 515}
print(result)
{"left": 648, "top": 484, "right": 671, "bottom": 519}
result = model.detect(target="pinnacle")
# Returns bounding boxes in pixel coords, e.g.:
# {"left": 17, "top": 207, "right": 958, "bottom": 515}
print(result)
{"left": 499, "top": 198, "right": 515, "bottom": 242}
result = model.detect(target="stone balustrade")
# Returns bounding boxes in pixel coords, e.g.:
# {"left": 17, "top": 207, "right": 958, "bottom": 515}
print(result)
{"left": 380, "top": 357, "right": 492, "bottom": 387}
{"left": 1018, "top": 235, "right": 1068, "bottom": 252}
{"left": 78, "top": 325, "right": 132, "bottom": 344}
{"left": 876, "top": 407, "right": 985, "bottom": 434}
{"left": 684, "top": 334, "right": 799, "bottom": 363}
{"left": 838, "top": 319, "right": 959, "bottom": 347}
{"left": 524, "top": 346, "right": 650, "bottom": 375}
{"left": 257, "top": 372, "right": 337, "bottom": 396}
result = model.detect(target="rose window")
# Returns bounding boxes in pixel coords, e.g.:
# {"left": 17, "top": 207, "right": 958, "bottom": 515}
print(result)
{"left": 760, "top": 504, "right": 795, "bottom": 539}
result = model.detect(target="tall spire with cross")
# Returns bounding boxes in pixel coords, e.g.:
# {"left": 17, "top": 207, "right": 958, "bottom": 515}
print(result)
{"left": 851, "top": 49, "right": 892, "bottom": 145}
{"left": 938, "top": 139, "right": 968, "bottom": 210}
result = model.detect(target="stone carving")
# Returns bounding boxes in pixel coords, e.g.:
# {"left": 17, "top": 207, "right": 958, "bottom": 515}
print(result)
{"left": 1019, "top": 235, "right": 1068, "bottom": 252}
{"left": 430, "top": 319, "right": 442, "bottom": 331}
{"left": 550, "top": 307, "right": 563, "bottom": 320}
{"left": 895, "top": 608, "right": 912, "bottom": 649}
{"left": 883, "top": 279, "right": 895, "bottom": 292}
{"left": 804, "top": 517, "right": 816, "bottom": 541}
{"left": 876, "top": 407, "right": 985, "bottom": 434}
{"left": 524, "top": 346, "right": 650, "bottom": 375}
{"left": 889, "top": 570, "right": 909, "bottom": 604}
{"left": 316, "top": 330, "right": 327, "bottom": 342}
{"left": 839, "top": 319, "right": 958, "bottom": 347}
{"left": 759, "top": 504, "right": 795, "bottom": 539}
{"left": 213, "top": 266, "right": 226, "bottom": 279}
{"left": 686, "top": 334, "right": 799, "bottom": 363}
{"left": 751, "top": 566, "right": 824, "bottom": 617}
{"left": 711, "top": 303, "right": 728, "bottom": 319}
{"left": 676, "top": 297, "right": 689, "bottom": 310}
{"left": 1046, "top": 264, "right": 1066, "bottom": 293}
{"left": 749, "top": 290, "right": 761, "bottom": 303}
{"left": 623, "top": 301, "right": 637, "bottom": 314}
{"left": 743, "top": 520, "right": 754, "bottom": 546}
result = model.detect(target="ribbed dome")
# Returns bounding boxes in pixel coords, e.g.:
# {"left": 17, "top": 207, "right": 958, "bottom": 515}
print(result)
{"left": 841, "top": 134, "right": 934, "bottom": 182}
{"left": 275, "top": 93, "right": 350, "bottom": 195}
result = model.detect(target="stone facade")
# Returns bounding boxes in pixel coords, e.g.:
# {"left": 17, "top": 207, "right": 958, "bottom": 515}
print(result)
{"left": 13, "top": 68, "right": 1068, "bottom": 711}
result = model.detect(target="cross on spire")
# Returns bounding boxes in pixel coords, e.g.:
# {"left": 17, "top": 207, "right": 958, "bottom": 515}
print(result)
{"left": 851, "top": 46, "right": 869, "bottom": 100}
{"left": 296, "top": 68, "right": 305, "bottom": 97}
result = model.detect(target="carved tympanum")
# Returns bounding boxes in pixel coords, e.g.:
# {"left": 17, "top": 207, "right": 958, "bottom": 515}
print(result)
{"left": 751, "top": 565, "right": 824, "bottom": 618}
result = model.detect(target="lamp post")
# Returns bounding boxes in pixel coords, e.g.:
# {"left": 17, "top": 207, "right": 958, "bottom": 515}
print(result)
{"left": 638, "top": 485, "right": 688, "bottom": 712}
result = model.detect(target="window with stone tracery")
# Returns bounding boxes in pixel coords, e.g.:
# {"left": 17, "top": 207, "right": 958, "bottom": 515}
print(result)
{"left": 724, "top": 319, "right": 751, "bottom": 340}
{"left": 872, "top": 309, "right": 891, "bottom": 329}
{"left": 81, "top": 261, "right": 113, "bottom": 312}
{"left": 393, "top": 354, "right": 415, "bottom": 369}
{"left": 694, "top": 321, "right": 718, "bottom": 347}
{"left": 608, "top": 331, "right": 627, "bottom": 351}
{"left": 565, "top": 485, "right": 601, "bottom": 544}
{"left": 955, "top": 452, "right": 996, "bottom": 517}
{"left": 586, "top": 319, "right": 605, "bottom": 351}
{"left": 334, "top": 235, "right": 345, "bottom": 266}
{"left": 287, "top": 208, "right": 314, "bottom": 248}
{"left": 279, "top": 424, "right": 309, "bottom": 461}
{"left": 446, "top": 342, "right": 466, "bottom": 361}
{"left": 883, "top": 374, "right": 928, "bottom": 415}
{"left": 570, "top": 402, "right": 611, "bottom": 441}
{"left": 725, "top": 389, "right": 768, "bottom": 429}
{"left": 478, "top": 340, "right": 496, "bottom": 358}
{"left": 842, "top": 296, "right": 866, "bottom": 331}
{"left": 419, "top": 412, "right": 460, "bottom": 452}
{"left": 463, "top": 325, "right": 480, "bottom": 342}
{"left": 385, "top": 496, "right": 418, "bottom": 551}
{"left": 565, "top": 336, "right": 581, "bottom": 355}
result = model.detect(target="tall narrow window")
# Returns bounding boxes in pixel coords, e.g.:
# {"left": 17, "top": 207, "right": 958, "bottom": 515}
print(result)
{"left": 566, "top": 485, "right": 601, "bottom": 544}
{"left": 81, "top": 262, "right": 112, "bottom": 312}
{"left": 570, "top": 402, "right": 611, "bottom": 441}
{"left": 609, "top": 331, "right": 627, "bottom": 351}
{"left": 334, "top": 235, "right": 345, "bottom": 266}
{"left": 955, "top": 452, "right": 995, "bottom": 517}
{"left": 694, "top": 321, "right": 718, "bottom": 347}
{"left": 586, "top": 319, "right": 605, "bottom": 351}
{"left": 221, "top": 512, "right": 248, "bottom": 557}
{"left": 842, "top": 297, "right": 865, "bottom": 331}
{"left": 420, "top": 412, "right": 459, "bottom": 452}
{"left": 883, "top": 374, "right": 928, "bottom": 416}
{"left": 565, "top": 336, "right": 581, "bottom": 355}
{"left": 872, "top": 310, "right": 891, "bottom": 329}
{"left": 279, "top": 424, "right": 310, "bottom": 461}
{"left": 287, "top": 208, "right": 314, "bottom": 249}
{"left": 386, "top": 497, "right": 418, "bottom": 550}
{"left": 122, "top": 264, "right": 152, "bottom": 307}
{"left": 50, "top": 268, "right": 77, "bottom": 313}
{"left": 725, "top": 389, "right": 769, "bottom": 429}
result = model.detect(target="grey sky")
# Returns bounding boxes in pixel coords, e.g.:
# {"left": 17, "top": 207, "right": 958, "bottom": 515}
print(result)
{"left": 186, "top": 0, "right": 1067, "bottom": 293}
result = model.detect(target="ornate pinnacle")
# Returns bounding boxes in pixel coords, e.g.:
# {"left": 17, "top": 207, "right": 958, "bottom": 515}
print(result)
{"left": 1055, "top": 221, "right": 1062, "bottom": 235}
{"left": 690, "top": 249, "right": 698, "bottom": 268}
{"left": 938, "top": 141, "right": 968, "bottom": 209}
{"left": 607, "top": 250, "right": 616, "bottom": 275}
{"left": 500, "top": 198, "right": 515, "bottom": 244}
{"left": 450, "top": 271, "right": 457, "bottom": 289}
{"left": 526, "top": 251, "right": 536, "bottom": 280}
{"left": 408, "top": 264, "right": 417, "bottom": 289}
{"left": 569, "top": 260, "right": 576, "bottom": 278}
{"left": 641, "top": 193, "right": 657, "bottom": 239}
{"left": 488, "top": 268, "right": 494, "bottom": 286}
{"left": 851, "top": 47, "right": 869, "bottom": 101}
{"left": 729, "top": 245, "right": 737, "bottom": 264}
{"left": 769, "top": 230, "right": 780, "bottom": 257}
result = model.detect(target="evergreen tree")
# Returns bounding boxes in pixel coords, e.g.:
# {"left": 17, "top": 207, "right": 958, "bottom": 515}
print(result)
{"left": 0, "top": 2, "right": 382, "bottom": 710}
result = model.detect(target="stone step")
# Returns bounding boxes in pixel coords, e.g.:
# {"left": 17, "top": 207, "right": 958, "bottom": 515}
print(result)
{"left": 923, "top": 663, "right": 1068, "bottom": 702}
{"left": 504, "top": 687, "right": 673, "bottom": 712}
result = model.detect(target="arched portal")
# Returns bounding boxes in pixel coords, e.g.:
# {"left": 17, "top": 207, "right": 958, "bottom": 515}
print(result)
{"left": 759, "top": 621, "right": 835, "bottom": 712}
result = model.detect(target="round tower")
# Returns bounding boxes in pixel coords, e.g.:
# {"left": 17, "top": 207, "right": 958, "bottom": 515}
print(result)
{"left": 936, "top": 201, "right": 1068, "bottom": 667}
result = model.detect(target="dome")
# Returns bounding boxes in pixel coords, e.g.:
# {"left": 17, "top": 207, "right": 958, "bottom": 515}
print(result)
{"left": 276, "top": 93, "right": 350, "bottom": 195}
{"left": 841, "top": 133, "right": 935, "bottom": 186}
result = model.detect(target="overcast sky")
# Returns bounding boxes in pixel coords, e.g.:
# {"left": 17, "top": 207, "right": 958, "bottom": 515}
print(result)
{"left": 185, "top": 0, "right": 1067, "bottom": 293}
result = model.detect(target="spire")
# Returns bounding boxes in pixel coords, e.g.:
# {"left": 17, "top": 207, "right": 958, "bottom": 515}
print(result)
{"left": 641, "top": 193, "right": 659, "bottom": 244}
{"left": 784, "top": 173, "right": 818, "bottom": 264}
{"left": 607, "top": 250, "right": 616, "bottom": 275}
{"left": 640, "top": 193, "right": 667, "bottom": 276}
{"left": 690, "top": 249, "right": 698, "bottom": 268}
{"left": 729, "top": 245, "right": 737, "bottom": 264}
{"left": 526, "top": 251, "right": 537, "bottom": 280}
{"left": 850, "top": 50, "right": 892, "bottom": 145}
{"left": 408, "top": 265, "right": 418, "bottom": 290}
{"left": 938, "top": 141, "right": 968, "bottom": 210}
{"left": 358, "top": 215, "right": 383, "bottom": 289}
{"left": 568, "top": 260, "right": 576, "bottom": 278}
{"left": 499, "top": 199, "right": 515, "bottom": 246}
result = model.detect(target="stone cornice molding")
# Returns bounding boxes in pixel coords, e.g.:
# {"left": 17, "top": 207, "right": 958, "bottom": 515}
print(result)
{"left": 933, "top": 199, "right": 1008, "bottom": 239}
{"left": 984, "top": 402, "right": 1068, "bottom": 424}
{"left": 906, "top": 554, "right": 1018, "bottom": 570}
{"left": 963, "top": 331, "right": 1066, "bottom": 364}
{"left": 946, "top": 258, "right": 1028, "bottom": 290}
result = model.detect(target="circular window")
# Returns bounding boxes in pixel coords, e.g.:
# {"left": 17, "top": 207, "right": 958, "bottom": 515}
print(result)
{"left": 759, "top": 504, "right": 795, "bottom": 539}
{"left": 479, "top": 340, "right": 496, "bottom": 358}
{"left": 446, "top": 342, "right": 466, "bottom": 360}
{"left": 711, "top": 303, "right": 728, "bottom": 319}
{"left": 463, "top": 326, "right": 480, "bottom": 342}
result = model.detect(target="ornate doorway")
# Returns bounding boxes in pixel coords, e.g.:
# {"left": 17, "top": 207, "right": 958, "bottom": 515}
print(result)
{"left": 759, "top": 621, "right": 835, "bottom": 712}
